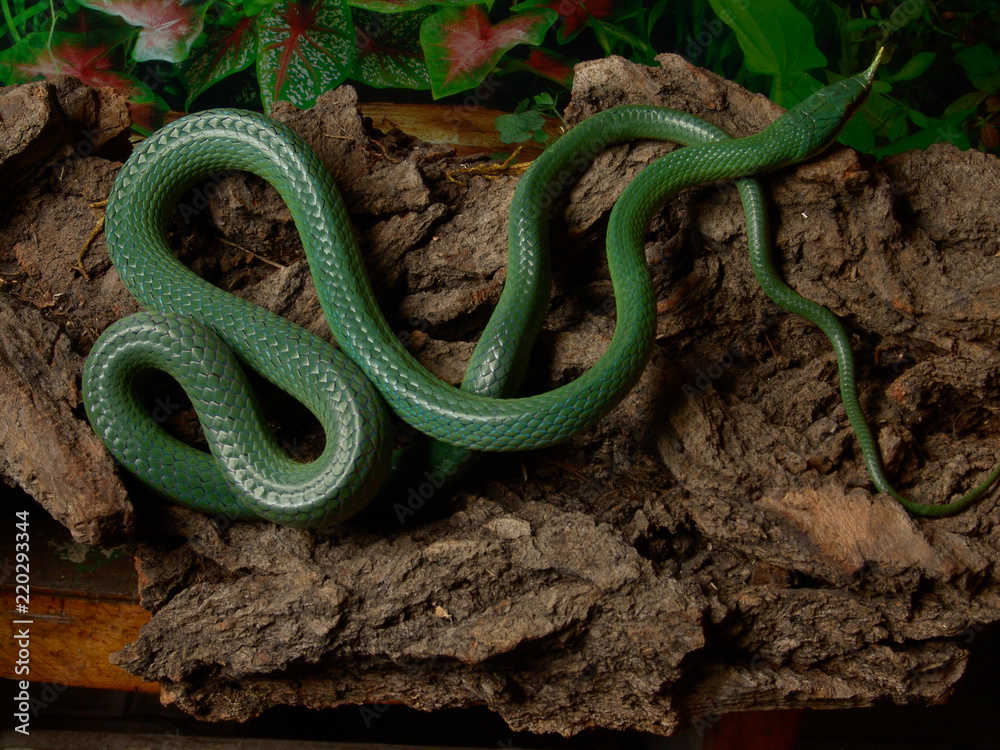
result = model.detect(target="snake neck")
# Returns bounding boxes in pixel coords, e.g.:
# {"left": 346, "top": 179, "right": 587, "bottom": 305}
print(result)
{"left": 751, "top": 48, "right": 882, "bottom": 168}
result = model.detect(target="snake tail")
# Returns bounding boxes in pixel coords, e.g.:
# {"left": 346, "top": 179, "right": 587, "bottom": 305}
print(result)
{"left": 741, "top": 49, "right": 1000, "bottom": 517}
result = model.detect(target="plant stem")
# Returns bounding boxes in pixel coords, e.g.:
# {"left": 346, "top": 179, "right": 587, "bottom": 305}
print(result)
{"left": 2, "top": 0, "right": 22, "bottom": 41}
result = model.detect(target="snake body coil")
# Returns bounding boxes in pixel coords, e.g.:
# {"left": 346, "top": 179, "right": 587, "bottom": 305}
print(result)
{"left": 83, "top": 50, "right": 1000, "bottom": 526}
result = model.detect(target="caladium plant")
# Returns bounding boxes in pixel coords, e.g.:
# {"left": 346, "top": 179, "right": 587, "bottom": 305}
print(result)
{"left": 1, "top": 0, "right": 991, "bottom": 178}
{"left": 256, "top": 0, "right": 355, "bottom": 110}
{"left": 353, "top": 7, "right": 431, "bottom": 90}
{"left": 179, "top": 15, "right": 256, "bottom": 108}
{"left": 420, "top": 3, "right": 555, "bottom": 98}
{"left": 349, "top": 0, "right": 471, "bottom": 13}
{"left": 0, "top": 0, "right": 647, "bottom": 135}
{"left": 0, "top": 28, "right": 137, "bottom": 89}
{"left": 512, "top": 0, "right": 621, "bottom": 45}
{"left": 501, "top": 46, "right": 574, "bottom": 88}
{"left": 0, "top": 26, "right": 168, "bottom": 132}
{"left": 75, "top": 0, "right": 210, "bottom": 63}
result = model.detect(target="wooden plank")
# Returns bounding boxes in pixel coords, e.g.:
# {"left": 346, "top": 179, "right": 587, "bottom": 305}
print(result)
{"left": 1, "top": 492, "right": 155, "bottom": 692}
{"left": 0, "top": 729, "right": 492, "bottom": 749}
{"left": 1, "top": 590, "right": 156, "bottom": 693}
{"left": 359, "top": 102, "right": 561, "bottom": 157}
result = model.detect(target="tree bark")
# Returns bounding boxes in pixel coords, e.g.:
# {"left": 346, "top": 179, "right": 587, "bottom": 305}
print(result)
{"left": 1, "top": 54, "right": 999, "bottom": 736}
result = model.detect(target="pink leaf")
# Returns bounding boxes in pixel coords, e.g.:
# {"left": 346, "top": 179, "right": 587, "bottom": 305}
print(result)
{"left": 1, "top": 30, "right": 137, "bottom": 90}
{"left": 514, "top": 47, "right": 574, "bottom": 87}
{"left": 77, "top": 0, "right": 209, "bottom": 63}
{"left": 513, "top": 0, "right": 619, "bottom": 43}
{"left": 0, "top": 30, "right": 168, "bottom": 134}
{"left": 421, "top": 4, "right": 556, "bottom": 98}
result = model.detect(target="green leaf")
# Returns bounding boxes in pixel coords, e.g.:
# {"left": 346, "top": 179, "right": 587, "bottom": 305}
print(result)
{"left": 886, "top": 111, "right": 908, "bottom": 142}
{"left": 349, "top": 0, "right": 475, "bottom": 13}
{"left": 778, "top": 68, "right": 824, "bottom": 109}
{"left": 836, "top": 112, "right": 875, "bottom": 153}
{"left": 245, "top": 0, "right": 277, "bottom": 15}
{"left": 256, "top": 0, "right": 355, "bottom": 111}
{"left": 181, "top": 16, "right": 258, "bottom": 108}
{"left": 645, "top": 0, "right": 669, "bottom": 38}
{"left": 906, "top": 108, "right": 929, "bottom": 128}
{"left": 954, "top": 44, "right": 1000, "bottom": 93}
{"left": 873, "top": 109, "right": 974, "bottom": 157}
{"left": 127, "top": 80, "right": 170, "bottom": 135}
{"left": 841, "top": 17, "right": 879, "bottom": 33}
{"left": 76, "top": 0, "right": 210, "bottom": 63}
{"left": 954, "top": 44, "right": 1000, "bottom": 76}
{"left": 352, "top": 7, "right": 430, "bottom": 89}
{"left": 0, "top": 29, "right": 168, "bottom": 133}
{"left": 420, "top": 4, "right": 555, "bottom": 99}
{"left": 495, "top": 108, "right": 544, "bottom": 143}
{"left": 707, "top": 0, "right": 826, "bottom": 105}
{"left": 589, "top": 16, "right": 651, "bottom": 60}
{"left": 944, "top": 90, "right": 988, "bottom": 117}
{"left": 0, "top": 1, "right": 51, "bottom": 41}
{"left": 851, "top": 86, "right": 897, "bottom": 138}
{"left": 884, "top": 51, "right": 936, "bottom": 82}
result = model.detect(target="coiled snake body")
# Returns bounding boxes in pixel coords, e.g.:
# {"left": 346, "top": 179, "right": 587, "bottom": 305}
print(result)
{"left": 83, "top": 51, "right": 1000, "bottom": 526}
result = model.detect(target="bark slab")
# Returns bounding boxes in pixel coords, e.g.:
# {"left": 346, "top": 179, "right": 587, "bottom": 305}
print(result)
{"left": 1, "top": 55, "right": 999, "bottom": 736}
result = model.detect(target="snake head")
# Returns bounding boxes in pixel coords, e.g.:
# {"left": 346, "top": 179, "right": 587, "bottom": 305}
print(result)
{"left": 766, "top": 48, "right": 883, "bottom": 164}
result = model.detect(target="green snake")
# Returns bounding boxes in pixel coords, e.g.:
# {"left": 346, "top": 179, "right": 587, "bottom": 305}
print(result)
{"left": 82, "top": 49, "right": 1000, "bottom": 526}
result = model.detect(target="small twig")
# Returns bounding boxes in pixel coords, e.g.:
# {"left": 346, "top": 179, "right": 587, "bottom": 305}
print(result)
{"left": 365, "top": 137, "right": 401, "bottom": 165}
{"left": 327, "top": 126, "right": 402, "bottom": 167}
{"left": 550, "top": 459, "right": 592, "bottom": 485}
{"left": 764, "top": 333, "right": 776, "bottom": 358}
{"left": 247, "top": 252, "right": 287, "bottom": 270}
{"left": 216, "top": 236, "right": 288, "bottom": 270}
{"left": 75, "top": 200, "right": 108, "bottom": 280}
{"left": 445, "top": 147, "right": 530, "bottom": 184}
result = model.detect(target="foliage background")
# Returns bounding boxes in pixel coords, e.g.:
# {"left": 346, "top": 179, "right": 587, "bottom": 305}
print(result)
{"left": 0, "top": 0, "right": 998, "bottom": 155}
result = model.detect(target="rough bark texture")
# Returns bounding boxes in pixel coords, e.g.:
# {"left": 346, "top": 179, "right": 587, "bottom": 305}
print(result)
{"left": 2, "top": 54, "right": 1000, "bottom": 736}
